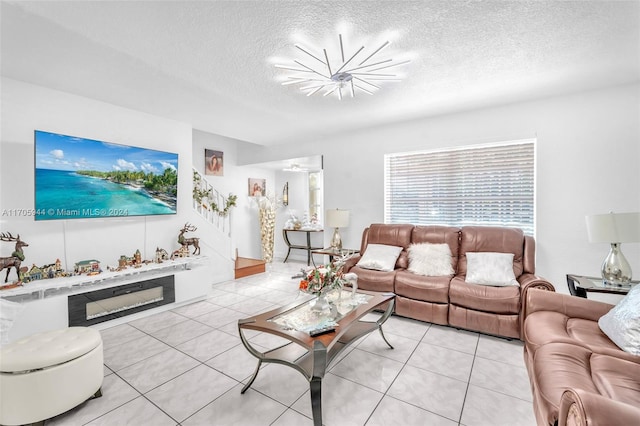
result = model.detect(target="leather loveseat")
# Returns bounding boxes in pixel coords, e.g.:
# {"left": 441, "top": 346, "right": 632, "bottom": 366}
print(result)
{"left": 522, "top": 289, "right": 640, "bottom": 426}
{"left": 343, "top": 223, "right": 554, "bottom": 339}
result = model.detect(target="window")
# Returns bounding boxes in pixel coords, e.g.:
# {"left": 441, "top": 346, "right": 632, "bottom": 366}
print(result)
{"left": 384, "top": 139, "right": 535, "bottom": 235}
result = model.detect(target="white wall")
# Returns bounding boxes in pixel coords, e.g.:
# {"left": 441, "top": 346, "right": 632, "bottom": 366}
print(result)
{"left": 4, "top": 77, "right": 637, "bottom": 300}
{"left": 0, "top": 78, "right": 216, "bottom": 277}
{"left": 273, "top": 170, "right": 324, "bottom": 264}
{"left": 192, "top": 130, "right": 276, "bottom": 261}
{"left": 240, "top": 83, "right": 640, "bottom": 296}
{"left": 192, "top": 131, "right": 325, "bottom": 264}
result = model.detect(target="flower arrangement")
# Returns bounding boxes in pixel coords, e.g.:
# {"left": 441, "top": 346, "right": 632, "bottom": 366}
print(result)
{"left": 299, "top": 251, "right": 357, "bottom": 296}
{"left": 299, "top": 262, "right": 347, "bottom": 295}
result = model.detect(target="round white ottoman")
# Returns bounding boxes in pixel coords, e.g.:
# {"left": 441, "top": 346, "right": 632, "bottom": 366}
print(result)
{"left": 0, "top": 327, "right": 103, "bottom": 426}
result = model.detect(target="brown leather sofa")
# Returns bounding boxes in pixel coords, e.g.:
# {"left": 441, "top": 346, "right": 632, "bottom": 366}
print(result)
{"left": 522, "top": 289, "right": 640, "bottom": 425}
{"left": 344, "top": 223, "right": 554, "bottom": 339}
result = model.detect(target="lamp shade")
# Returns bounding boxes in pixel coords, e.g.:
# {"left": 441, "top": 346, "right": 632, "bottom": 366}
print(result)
{"left": 586, "top": 212, "right": 640, "bottom": 243}
{"left": 326, "top": 209, "right": 349, "bottom": 228}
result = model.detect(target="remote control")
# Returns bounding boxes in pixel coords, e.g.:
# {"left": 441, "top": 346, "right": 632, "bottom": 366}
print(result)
{"left": 309, "top": 326, "right": 336, "bottom": 337}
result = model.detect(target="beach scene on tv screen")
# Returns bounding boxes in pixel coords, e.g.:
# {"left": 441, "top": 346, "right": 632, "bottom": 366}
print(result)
{"left": 34, "top": 130, "right": 178, "bottom": 220}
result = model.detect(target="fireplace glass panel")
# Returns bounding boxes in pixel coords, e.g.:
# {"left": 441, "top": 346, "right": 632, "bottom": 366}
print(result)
{"left": 86, "top": 286, "right": 164, "bottom": 320}
{"left": 68, "top": 275, "right": 175, "bottom": 326}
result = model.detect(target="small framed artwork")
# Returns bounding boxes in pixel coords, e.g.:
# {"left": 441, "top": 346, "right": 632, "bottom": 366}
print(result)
{"left": 205, "top": 149, "right": 224, "bottom": 176}
{"left": 249, "top": 178, "right": 266, "bottom": 197}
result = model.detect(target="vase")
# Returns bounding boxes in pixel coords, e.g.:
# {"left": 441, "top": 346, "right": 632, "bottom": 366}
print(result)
{"left": 310, "top": 293, "right": 331, "bottom": 312}
{"left": 259, "top": 208, "right": 276, "bottom": 263}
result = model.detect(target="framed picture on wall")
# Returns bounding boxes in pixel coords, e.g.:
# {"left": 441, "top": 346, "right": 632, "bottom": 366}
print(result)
{"left": 249, "top": 178, "right": 266, "bottom": 197}
{"left": 205, "top": 149, "right": 223, "bottom": 176}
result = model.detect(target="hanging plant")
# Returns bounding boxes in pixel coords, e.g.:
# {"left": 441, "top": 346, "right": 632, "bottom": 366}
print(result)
{"left": 211, "top": 194, "right": 237, "bottom": 217}
{"left": 193, "top": 170, "right": 237, "bottom": 216}
{"left": 192, "top": 172, "right": 211, "bottom": 205}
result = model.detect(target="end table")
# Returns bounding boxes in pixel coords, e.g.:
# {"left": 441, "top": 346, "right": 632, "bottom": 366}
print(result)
{"left": 311, "top": 247, "right": 360, "bottom": 265}
{"left": 566, "top": 274, "right": 638, "bottom": 298}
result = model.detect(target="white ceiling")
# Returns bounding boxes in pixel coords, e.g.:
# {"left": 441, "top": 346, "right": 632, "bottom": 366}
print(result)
{"left": 2, "top": 1, "right": 639, "bottom": 147}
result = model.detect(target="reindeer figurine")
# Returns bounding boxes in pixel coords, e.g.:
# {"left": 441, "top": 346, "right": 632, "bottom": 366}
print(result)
{"left": 0, "top": 232, "right": 29, "bottom": 283}
{"left": 177, "top": 223, "right": 200, "bottom": 255}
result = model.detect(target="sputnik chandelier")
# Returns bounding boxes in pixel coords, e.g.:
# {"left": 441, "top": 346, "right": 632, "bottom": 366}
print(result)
{"left": 275, "top": 33, "right": 410, "bottom": 100}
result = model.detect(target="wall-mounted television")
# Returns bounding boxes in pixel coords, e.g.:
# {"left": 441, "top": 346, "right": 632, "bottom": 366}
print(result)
{"left": 34, "top": 130, "right": 178, "bottom": 221}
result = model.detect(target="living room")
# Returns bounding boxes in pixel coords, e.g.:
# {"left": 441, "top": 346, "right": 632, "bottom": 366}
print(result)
{"left": 0, "top": 1, "right": 639, "bottom": 425}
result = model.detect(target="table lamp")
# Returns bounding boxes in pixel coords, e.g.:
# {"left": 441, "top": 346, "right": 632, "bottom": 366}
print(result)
{"left": 585, "top": 212, "right": 640, "bottom": 285}
{"left": 326, "top": 209, "right": 349, "bottom": 251}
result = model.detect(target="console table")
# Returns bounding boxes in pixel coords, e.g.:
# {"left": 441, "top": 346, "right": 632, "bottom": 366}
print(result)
{"left": 282, "top": 229, "right": 323, "bottom": 265}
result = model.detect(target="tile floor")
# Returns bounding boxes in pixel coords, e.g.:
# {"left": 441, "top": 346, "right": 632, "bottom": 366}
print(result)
{"left": 48, "top": 261, "right": 537, "bottom": 426}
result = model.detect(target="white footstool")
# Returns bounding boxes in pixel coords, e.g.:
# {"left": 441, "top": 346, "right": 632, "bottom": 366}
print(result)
{"left": 0, "top": 327, "right": 103, "bottom": 426}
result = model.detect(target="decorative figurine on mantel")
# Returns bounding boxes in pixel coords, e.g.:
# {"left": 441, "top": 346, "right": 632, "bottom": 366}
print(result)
{"left": 134, "top": 249, "right": 142, "bottom": 266}
{"left": 177, "top": 223, "right": 200, "bottom": 255}
{"left": 74, "top": 259, "right": 101, "bottom": 275}
{"left": 0, "top": 232, "right": 28, "bottom": 283}
{"left": 171, "top": 245, "right": 190, "bottom": 260}
{"left": 155, "top": 247, "right": 169, "bottom": 263}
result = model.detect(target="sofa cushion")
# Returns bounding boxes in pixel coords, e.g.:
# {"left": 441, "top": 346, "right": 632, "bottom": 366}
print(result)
{"left": 410, "top": 225, "right": 460, "bottom": 271}
{"left": 448, "top": 304, "right": 520, "bottom": 338}
{"left": 396, "top": 296, "right": 449, "bottom": 325}
{"left": 347, "top": 266, "right": 396, "bottom": 292}
{"left": 533, "top": 342, "right": 640, "bottom": 425}
{"left": 457, "top": 226, "right": 524, "bottom": 277}
{"left": 449, "top": 276, "right": 520, "bottom": 314}
{"left": 356, "top": 244, "right": 403, "bottom": 272}
{"left": 395, "top": 270, "right": 450, "bottom": 303}
{"left": 407, "top": 243, "right": 454, "bottom": 276}
{"left": 524, "top": 311, "right": 620, "bottom": 356}
{"left": 598, "top": 284, "right": 640, "bottom": 356}
{"left": 465, "top": 252, "right": 518, "bottom": 286}
{"left": 365, "top": 223, "right": 413, "bottom": 247}
{"left": 363, "top": 224, "right": 413, "bottom": 269}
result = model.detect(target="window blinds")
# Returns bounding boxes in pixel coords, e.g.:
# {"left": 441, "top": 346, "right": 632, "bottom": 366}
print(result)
{"left": 384, "top": 140, "right": 535, "bottom": 236}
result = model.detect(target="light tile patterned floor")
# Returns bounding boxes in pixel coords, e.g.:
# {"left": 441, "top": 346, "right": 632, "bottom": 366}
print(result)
{"left": 48, "top": 261, "right": 537, "bottom": 426}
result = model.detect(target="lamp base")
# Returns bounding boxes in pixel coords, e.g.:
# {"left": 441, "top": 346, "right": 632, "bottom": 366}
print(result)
{"left": 601, "top": 243, "right": 632, "bottom": 285}
{"left": 330, "top": 228, "right": 343, "bottom": 251}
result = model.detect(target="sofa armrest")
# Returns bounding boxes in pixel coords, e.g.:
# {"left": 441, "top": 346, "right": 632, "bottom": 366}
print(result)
{"left": 519, "top": 274, "right": 555, "bottom": 333}
{"left": 519, "top": 273, "right": 555, "bottom": 294}
{"left": 524, "top": 286, "right": 613, "bottom": 323}
{"left": 342, "top": 255, "right": 361, "bottom": 273}
{"left": 559, "top": 388, "right": 640, "bottom": 426}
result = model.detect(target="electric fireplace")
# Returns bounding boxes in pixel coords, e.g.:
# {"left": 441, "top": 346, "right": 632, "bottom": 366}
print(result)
{"left": 68, "top": 275, "right": 175, "bottom": 326}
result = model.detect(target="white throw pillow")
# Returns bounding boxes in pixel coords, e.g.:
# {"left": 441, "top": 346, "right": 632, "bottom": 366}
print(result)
{"left": 598, "top": 284, "right": 640, "bottom": 356}
{"left": 407, "top": 243, "right": 454, "bottom": 276}
{"left": 465, "top": 252, "right": 518, "bottom": 286}
{"left": 357, "top": 244, "right": 403, "bottom": 272}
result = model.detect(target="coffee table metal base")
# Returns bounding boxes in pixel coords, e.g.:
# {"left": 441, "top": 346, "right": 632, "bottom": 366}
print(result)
{"left": 238, "top": 298, "right": 395, "bottom": 426}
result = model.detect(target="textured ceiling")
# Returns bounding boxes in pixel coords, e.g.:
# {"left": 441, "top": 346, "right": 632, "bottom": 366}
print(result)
{"left": 2, "top": 1, "right": 639, "bottom": 146}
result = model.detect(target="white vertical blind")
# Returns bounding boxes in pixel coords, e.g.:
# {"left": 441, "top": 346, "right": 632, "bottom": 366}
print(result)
{"left": 384, "top": 140, "right": 535, "bottom": 236}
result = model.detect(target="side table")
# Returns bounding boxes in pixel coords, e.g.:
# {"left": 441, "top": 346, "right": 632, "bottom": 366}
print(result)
{"left": 566, "top": 274, "right": 638, "bottom": 298}
{"left": 311, "top": 247, "right": 360, "bottom": 265}
{"left": 282, "top": 229, "right": 323, "bottom": 265}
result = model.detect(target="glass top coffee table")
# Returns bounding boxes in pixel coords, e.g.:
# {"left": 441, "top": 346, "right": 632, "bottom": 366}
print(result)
{"left": 238, "top": 289, "right": 395, "bottom": 426}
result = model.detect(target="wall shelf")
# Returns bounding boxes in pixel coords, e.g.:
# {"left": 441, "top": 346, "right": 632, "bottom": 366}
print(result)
{"left": 0, "top": 255, "right": 208, "bottom": 303}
